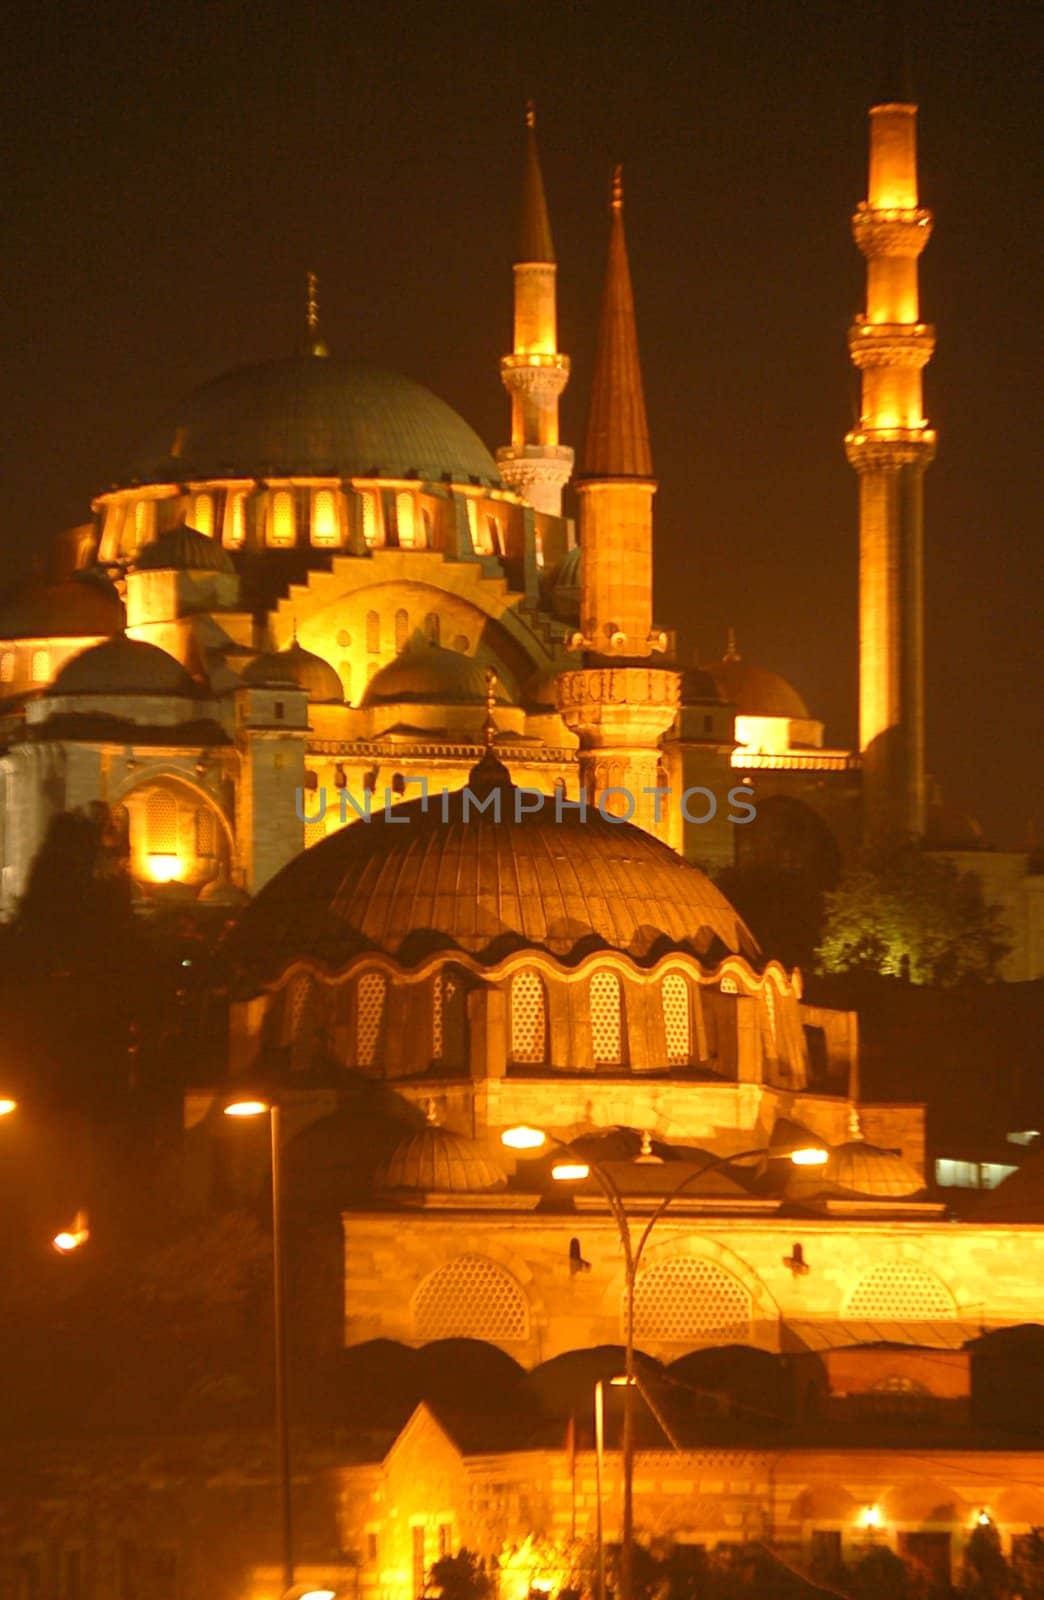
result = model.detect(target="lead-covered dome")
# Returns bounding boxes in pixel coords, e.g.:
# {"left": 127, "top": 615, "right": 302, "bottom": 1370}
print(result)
{"left": 243, "top": 640, "right": 343, "bottom": 703}
{"left": 376, "top": 1124, "right": 508, "bottom": 1194}
{"left": 120, "top": 356, "right": 502, "bottom": 488}
{"left": 50, "top": 634, "right": 199, "bottom": 697}
{"left": 228, "top": 757, "right": 759, "bottom": 979}
{"left": 133, "top": 522, "right": 236, "bottom": 574}
{"left": 363, "top": 646, "right": 511, "bottom": 707}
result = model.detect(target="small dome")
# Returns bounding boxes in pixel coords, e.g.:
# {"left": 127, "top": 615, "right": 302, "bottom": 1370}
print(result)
{"left": 0, "top": 576, "right": 123, "bottom": 640}
{"left": 51, "top": 634, "right": 199, "bottom": 697}
{"left": 925, "top": 801, "right": 985, "bottom": 850}
{"left": 242, "top": 640, "right": 343, "bottom": 703}
{"left": 680, "top": 666, "right": 722, "bottom": 704}
{"left": 707, "top": 640, "right": 809, "bottom": 719}
{"left": 789, "top": 1139, "right": 925, "bottom": 1200}
{"left": 375, "top": 1124, "right": 507, "bottom": 1193}
{"left": 363, "top": 645, "right": 511, "bottom": 707}
{"left": 134, "top": 523, "right": 236, "bottom": 574}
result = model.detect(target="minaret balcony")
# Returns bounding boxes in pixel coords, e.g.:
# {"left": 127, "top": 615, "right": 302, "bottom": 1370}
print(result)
{"left": 848, "top": 320, "right": 936, "bottom": 369}
{"left": 845, "top": 426, "right": 937, "bottom": 472}
{"left": 852, "top": 203, "right": 933, "bottom": 257}
{"left": 500, "top": 353, "right": 571, "bottom": 400}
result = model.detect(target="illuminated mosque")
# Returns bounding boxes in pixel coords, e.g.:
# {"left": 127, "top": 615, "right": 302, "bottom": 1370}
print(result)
{"left": 3, "top": 62, "right": 1044, "bottom": 1600}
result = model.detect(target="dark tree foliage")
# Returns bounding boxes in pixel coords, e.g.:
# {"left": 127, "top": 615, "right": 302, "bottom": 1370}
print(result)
{"left": 964, "top": 1524, "right": 1013, "bottom": 1598}
{"left": 426, "top": 1550, "right": 492, "bottom": 1600}
{"left": 1013, "top": 1529, "right": 1044, "bottom": 1599}
{"left": 845, "top": 1544, "right": 909, "bottom": 1599}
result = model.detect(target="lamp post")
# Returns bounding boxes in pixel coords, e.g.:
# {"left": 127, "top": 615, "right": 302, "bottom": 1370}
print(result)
{"left": 594, "top": 1377, "right": 606, "bottom": 1600}
{"left": 501, "top": 1126, "right": 827, "bottom": 1600}
{"left": 225, "top": 1097, "right": 294, "bottom": 1597}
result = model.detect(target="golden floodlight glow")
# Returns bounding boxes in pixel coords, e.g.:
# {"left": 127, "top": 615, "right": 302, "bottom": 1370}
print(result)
{"left": 299, "top": 1591, "right": 338, "bottom": 1600}
{"left": 501, "top": 1125, "right": 546, "bottom": 1151}
{"left": 0, "top": 1098, "right": 16, "bottom": 1116}
{"left": 860, "top": 1504, "right": 882, "bottom": 1529}
{"left": 789, "top": 1147, "right": 829, "bottom": 1167}
{"left": 551, "top": 1162, "right": 590, "bottom": 1182}
{"left": 224, "top": 1099, "right": 270, "bottom": 1117}
{"left": 53, "top": 1211, "right": 89, "bottom": 1253}
{"left": 609, "top": 1374, "right": 636, "bottom": 1386}
{"left": 146, "top": 852, "right": 184, "bottom": 884}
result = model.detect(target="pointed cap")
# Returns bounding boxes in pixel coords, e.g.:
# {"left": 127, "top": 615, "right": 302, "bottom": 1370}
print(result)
{"left": 518, "top": 101, "right": 555, "bottom": 264}
{"left": 582, "top": 166, "right": 653, "bottom": 480}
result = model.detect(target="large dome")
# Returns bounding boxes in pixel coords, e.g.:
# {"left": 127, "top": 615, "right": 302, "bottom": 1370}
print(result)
{"left": 120, "top": 356, "right": 502, "bottom": 488}
{"left": 50, "top": 635, "right": 199, "bottom": 697}
{"left": 229, "top": 757, "right": 759, "bottom": 979}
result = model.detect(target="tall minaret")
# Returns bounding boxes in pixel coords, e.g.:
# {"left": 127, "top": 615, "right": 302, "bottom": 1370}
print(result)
{"left": 496, "top": 104, "right": 574, "bottom": 516}
{"left": 557, "top": 168, "right": 679, "bottom": 838}
{"left": 846, "top": 38, "right": 936, "bottom": 839}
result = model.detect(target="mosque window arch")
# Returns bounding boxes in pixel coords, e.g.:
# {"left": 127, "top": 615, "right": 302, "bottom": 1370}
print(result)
{"left": 312, "top": 488, "right": 340, "bottom": 546}
{"left": 630, "top": 1258, "right": 753, "bottom": 1344}
{"left": 1, "top": 652, "right": 15, "bottom": 683}
{"left": 662, "top": 972, "right": 691, "bottom": 1066}
{"left": 268, "top": 491, "right": 295, "bottom": 547}
{"left": 133, "top": 500, "right": 154, "bottom": 546}
{"left": 366, "top": 611, "right": 381, "bottom": 654}
{"left": 224, "top": 491, "right": 247, "bottom": 547}
{"left": 720, "top": 975, "right": 739, "bottom": 995}
{"left": 590, "top": 971, "right": 623, "bottom": 1066}
{"left": 191, "top": 493, "right": 213, "bottom": 539}
{"left": 510, "top": 971, "right": 547, "bottom": 1065}
{"left": 413, "top": 1255, "right": 529, "bottom": 1342}
{"left": 424, "top": 612, "right": 440, "bottom": 646}
{"left": 195, "top": 808, "right": 217, "bottom": 858}
{"left": 360, "top": 490, "right": 380, "bottom": 548}
{"left": 146, "top": 790, "right": 179, "bottom": 854}
{"left": 394, "top": 609, "right": 409, "bottom": 652}
{"left": 396, "top": 493, "right": 416, "bottom": 549}
{"left": 356, "top": 972, "right": 387, "bottom": 1068}
{"left": 844, "top": 1263, "right": 956, "bottom": 1321}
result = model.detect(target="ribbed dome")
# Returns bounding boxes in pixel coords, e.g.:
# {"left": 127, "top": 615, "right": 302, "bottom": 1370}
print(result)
{"left": 376, "top": 1124, "right": 508, "bottom": 1194}
{"left": 51, "top": 635, "right": 199, "bottom": 697}
{"left": 134, "top": 523, "right": 236, "bottom": 574}
{"left": 0, "top": 576, "right": 123, "bottom": 640}
{"left": 364, "top": 646, "right": 511, "bottom": 707}
{"left": 121, "top": 356, "right": 501, "bottom": 488}
{"left": 228, "top": 759, "right": 759, "bottom": 979}
{"left": 829, "top": 1141, "right": 926, "bottom": 1198}
{"left": 243, "top": 640, "right": 343, "bottom": 702}
{"left": 709, "top": 654, "right": 809, "bottom": 719}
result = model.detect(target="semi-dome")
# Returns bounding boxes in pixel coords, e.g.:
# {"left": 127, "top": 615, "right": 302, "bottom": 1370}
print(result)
{"left": 243, "top": 640, "right": 343, "bottom": 703}
{"left": 121, "top": 356, "right": 502, "bottom": 489}
{"left": 376, "top": 1123, "right": 508, "bottom": 1194}
{"left": 364, "top": 645, "right": 511, "bottom": 707}
{"left": 228, "top": 756, "right": 760, "bottom": 979}
{"left": 133, "top": 522, "right": 237, "bottom": 574}
{"left": 50, "top": 634, "right": 199, "bottom": 697}
{"left": 0, "top": 576, "right": 123, "bottom": 641}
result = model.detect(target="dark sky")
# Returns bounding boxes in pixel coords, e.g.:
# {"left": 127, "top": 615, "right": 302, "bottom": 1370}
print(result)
{"left": 3, "top": 0, "right": 1041, "bottom": 844}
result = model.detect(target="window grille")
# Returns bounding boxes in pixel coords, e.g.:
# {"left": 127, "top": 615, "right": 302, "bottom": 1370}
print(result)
{"left": 629, "top": 1258, "right": 752, "bottom": 1343}
{"left": 146, "top": 791, "right": 178, "bottom": 853}
{"left": 413, "top": 1255, "right": 528, "bottom": 1341}
{"left": 269, "top": 490, "right": 295, "bottom": 546}
{"left": 191, "top": 493, "right": 213, "bottom": 539}
{"left": 510, "top": 971, "right": 546, "bottom": 1064}
{"left": 1, "top": 652, "right": 15, "bottom": 682}
{"left": 845, "top": 1263, "right": 956, "bottom": 1320}
{"left": 425, "top": 612, "right": 440, "bottom": 645}
{"left": 195, "top": 808, "right": 217, "bottom": 858}
{"left": 30, "top": 649, "right": 49, "bottom": 683}
{"left": 224, "top": 491, "right": 246, "bottom": 546}
{"left": 312, "top": 488, "right": 339, "bottom": 545}
{"left": 720, "top": 975, "right": 738, "bottom": 994}
{"left": 357, "top": 972, "right": 386, "bottom": 1067}
{"left": 395, "top": 608, "right": 409, "bottom": 652}
{"left": 361, "top": 491, "right": 379, "bottom": 547}
{"left": 590, "top": 971, "right": 622, "bottom": 1065}
{"left": 765, "top": 983, "right": 778, "bottom": 1043}
{"left": 662, "top": 972, "right": 690, "bottom": 1065}
{"left": 366, "top": 611, "right": 381, "bottom": 654}
{"left": 396, "top": 492, "right": 416, "bottom": 548}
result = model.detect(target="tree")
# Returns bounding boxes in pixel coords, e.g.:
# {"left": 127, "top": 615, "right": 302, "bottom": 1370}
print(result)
{"left": 816, "top": 843, "right": 1009, "bottom": 985}
{"left": 426, "top": 1550, "right": 492, "bottom": 1600}
{"left": 964, "top": 1524, "right": 1013, "bottom": 1598}
{"left": 845, "top": 1545, "right": 909, "bottom": 1599}
{"left": 1012, "top": 1529, "right": 1044, "bottom": 1599}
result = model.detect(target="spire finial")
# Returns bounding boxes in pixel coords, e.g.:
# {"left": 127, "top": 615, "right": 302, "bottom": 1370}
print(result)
{"left": 483, "top": 667, "right": 498, "bottom": 748}
{"left": 425, "top": 1097, "right": 439, "bottom": 1126}
{"left": 611, "top": 164, "right": 624, "bottom": 212}
{"left": 305, "top": 270, "right": 329, "bottom": 357}
{"left": 519, "top": 103, "right": 555, "bottom": 262}
{"left": 291, "top": 616, "right": 298, "bottom": 645}
{"left": 724, "top": 627, "right": 740, "bottom": 663}
{"left": 525, "top": 99, "right": 536, "bottom": 130}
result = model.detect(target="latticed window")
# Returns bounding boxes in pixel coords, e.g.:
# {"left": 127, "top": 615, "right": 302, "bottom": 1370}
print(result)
{"left": 224, "top": 491, "right": 246, "bottom": 547}
{"left": 424, "top": 612, "right": 440, "bottom": 645}
{"left": 396, "top": 492, "right": 416, "bottom": 548}
{"left": 764, "top": 982, "right": 778, "bottom": 1044}
{"left": 395, "top": 608, "right": 409, "bottom": 652}
{"left": 288, "top": 974, "right": 312, "bottom": 1035}
{"left": 191, "top": 492, "right": 213, "bottom": 539}
{"left": 312, "top": 488, "right": 339, "bottom": 546}
{"left": 360, "top": 491, "right": 379, "bottom": 547}
{"left": 1, "top": 652, "right": 16, "bottom": 683}
{"left": 304, "top": 807, "right": 327, "bottom": 848}
{"left": 30, "top": 649, "right": 49, "bottom": 683}
{"left": 844, "top": 1263, "right": 956, "bottom": 1320}
{"left": 662, "top": 972, "right": 690, "bottom": 1065}
{"left": 146, "top": 791, "right": 179, "bottom": 853}
{"left": 432, "top": 972, "right": 444, "bottom": 1059}
{"left": 465, "top": 498, "right": 479, "bottom": 548}
{"left": 510, "top": 971, "right": 546, "bottom": 1064}
{"left": 134, "top": 499, "right": 154, "bottom": 544}
{"left": 269, "top": 490, "right": 295, "bottom": 546}
{"left": 720, "top": 975, "right": 738, "bottom": 995}
{"left": 413, "top": 1255, "right": 529, "bottom": 1342}
{"left": 590, "top": 971, "right": 622, "bottom": 1065}
{"left": 630, "top": 1258, "right": 752, "bottom": 1344}
{"left": 195, "top": 807, "right": 217, "bottom": 858}
{"left": 356, "top": 972, "right": 386, "bottom": 1067}
{"left": 366, "top": 611, "right": 381, "bottom": 654}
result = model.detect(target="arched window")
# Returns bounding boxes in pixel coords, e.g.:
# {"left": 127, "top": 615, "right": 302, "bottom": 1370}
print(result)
{"left": 844, "top": 1263, "right": 956, "bottom": 1321}
{"left": 312, "top": 488, "right": 339, "bottom": 546}
{"left": 764, "top": 983, "right": 778, "bottom": 1046}
{"left": 366, "top": 611, "right": 381, "bottom": 654}
{"left": 465, "top": 499, "right": 479, "bottom": 549}
{"left": 394, "top": 608, "right": 409, "bottom": 652}
{"left": 146, "top": 790, "right": 178, "bottom": 853}
{"left": 662, "top": 972, "right": 691, "bottom": 1065}
{"left": 269, "top": 491, "right": 295, "bottom": 547}
{"left": 356, "top": 972, "right": 386, "bottom": 1067}
{"left": 590, "top": 971, "right": 622, "bottom": 1066}
{"left": 360, "top": 491, "right": 379, "bottom": 547}
{"left": 191, "top": 493, "right": 213, "bottom": 539}
{"left": 195, "top": 808, "right": 217, "bottom": 858}
{"left": 630, "top": 1258, "right": 752, "bottom": 1344}
{"left": 485, "top": 515, "right": 502, "bottom": 555}
{"left": 0, "top": 652, "right": 14, "bottom": 683}
{"left": 413, "top": 1255, "right": 529, "bottom": 1342}
{"left": 534, "top": 528, "right": 544, "bottom": 568}
{"left": 424, "top": 612, "right": 440, "bottom": 645}
{"left": 510, "top": 971, "right": 547, "bottom": 1064}
{"left": 133, "top": 500, "right": 154, "bottom": 545}
{"left": 396, "top": 493, "right": 416, "bottom": 549}
{"left": 720, "top": 975, "right": 738, "bottom": 995}
{"left": 224, "top": 491, "right": 247, "bottom": 547}
{"left": 420, "top": 507, "right": 434, "bottom": 548}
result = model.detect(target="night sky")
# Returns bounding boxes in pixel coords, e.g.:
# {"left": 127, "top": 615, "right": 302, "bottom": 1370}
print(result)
{"left": 3, "top": 0, "right": 1040, "bottom": 845}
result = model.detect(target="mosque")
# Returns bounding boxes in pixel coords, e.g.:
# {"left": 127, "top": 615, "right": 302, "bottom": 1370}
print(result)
{"left": 2, "top": 63, "right": 1044, "bottom": 1600}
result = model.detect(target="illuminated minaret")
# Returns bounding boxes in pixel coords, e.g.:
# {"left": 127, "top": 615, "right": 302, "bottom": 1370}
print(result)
{"left": 496, "top": 104, "right": 573, "bottom": 515}
{"left": 557, "top": 168, "right": 679, "bottom": 838}
{"left": 846, "top": 51, "right": 936, "bottom": 839}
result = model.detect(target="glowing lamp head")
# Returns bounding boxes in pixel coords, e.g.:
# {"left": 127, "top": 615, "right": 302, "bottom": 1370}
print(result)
{"left": 501, "top": 1125, "right": 546, "bottom": 1151}
{"left": 609, "top": 1375, "right": 635, "bottom": 1387}
{"left": 146, "top": 852, "right": 184, "bottom": 884}
{"left": 52, "top": 1210, "right": 89, "bottom": 1253}
{"left": 0, "top": 1098, "right": 16, "bottom": 1116}
{"left": 529, "top": 1583, "right": 553, "bottom": 1596}
{"left": 551, "top": 1162, "right": 590, "bottom": 1182}
{"left": 977, "top": 1509, "right": 992, "bottom": 1528}
{"left": 789, "top": 1146, "right": 829, "bottom": 1167}
{"left": 860, "top": 1505, "right": 882, "bottom": 1530}
{"left": 224, "top": 1099, "right": 271, "bottom": 1118}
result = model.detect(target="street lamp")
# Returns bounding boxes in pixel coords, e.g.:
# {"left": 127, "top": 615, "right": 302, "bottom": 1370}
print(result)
{"left": 0, "top": 1098, "right": 17, "bottom": 1117}
{"left": 224, "top": 1095, "right": 294, "bottom": 1597}
{"left": 502, "top": 1125, "right": 827, "bottom": 1600}
{"left": 52, "top": 1209, "right": 90, "bottom": 1253}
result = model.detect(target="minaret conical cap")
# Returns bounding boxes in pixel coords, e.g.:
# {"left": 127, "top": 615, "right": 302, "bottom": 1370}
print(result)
{"left": 518, "top": 101, "right": 555, "bottom": 264}
{"left": 877, "top": 0, "right": 914, "bottom": 103}
{"left": 582, "top": 165, "right": 653, "bottom": 480}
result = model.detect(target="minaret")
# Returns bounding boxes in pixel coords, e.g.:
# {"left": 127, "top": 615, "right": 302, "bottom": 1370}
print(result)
{"left": 556, "top": 167, "right": 679, "bottom": 838}
{"left": 305, "top": 270, "right": 329, "bottom": 357}
{"left": 496, "top": 104, "right": 574, "bottom": 515}
{"left": 846, "top": 36, "right": 935, "bottom": 839}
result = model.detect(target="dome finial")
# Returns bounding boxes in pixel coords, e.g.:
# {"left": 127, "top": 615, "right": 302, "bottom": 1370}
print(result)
{"left": 724, "top": 626, "right": 740, "bottom": 662}
{"left": 525, "top": 98, "right": 536, "bottom": 130}
{"left": 305, "top": 270, "right": 329, "bottom": 358}
{"left": 611, "top": 164, "right": 624, "bottom": 212}
{"left": 425, "top": 1097, "right": 440, "bottom": 1126}
{"left": 483, "top": 666, "right": 499, "bottom": 748}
